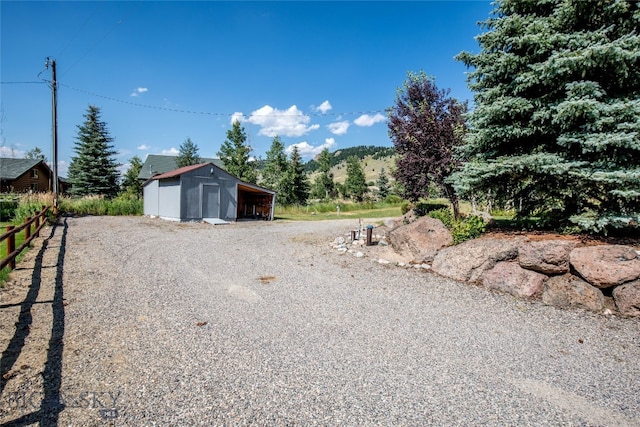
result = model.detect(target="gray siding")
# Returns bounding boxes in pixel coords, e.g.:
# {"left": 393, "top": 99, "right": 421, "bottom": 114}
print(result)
{"left": 157, "top": 179, "right": 181, "bottom": 219}
{"left": 179, "top": 168, "right": 238, "bottom": 221}
{"left": 143, "top": 180, "right": 159, "bottom": 216}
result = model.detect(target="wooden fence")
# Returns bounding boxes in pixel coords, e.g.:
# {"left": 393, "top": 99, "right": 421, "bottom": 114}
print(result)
{"left": 0, "top": 205, "right": 50, "bottom": 271}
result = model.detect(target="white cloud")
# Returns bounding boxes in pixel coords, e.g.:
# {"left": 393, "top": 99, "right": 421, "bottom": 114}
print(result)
{"left": 161, "top": 147, "right": 179, "bottom": 155}
{"left": 286, "top": 137, "right": 336, "bottom": 158}
{"left": 247, "top": 105, "right": 319, "bottom": 137}
{"left": 117, "top": 162, "right": 130, "bottom": 177}
{"left": 0, "top": 146, "right": 25, "bottom": 158}
{"left": 316, "top": 100, "right": 332, "bottom": 114}
{"left": 137, "top": 144, "right": 150, "bottom": 150}
{"left": 230, "top": 112, "right": 245, "bottom": 124}
{"left": 57, "top": 160, "right": 69, "bottom": 178}
{"left": 328, "top": 120, "right": 350, "bottom": 135}
{"left": 130, "top": 87, "right": 148, "bottom": 97}
{"left": 354, "top": 113, "right": 386, "bottom": 127}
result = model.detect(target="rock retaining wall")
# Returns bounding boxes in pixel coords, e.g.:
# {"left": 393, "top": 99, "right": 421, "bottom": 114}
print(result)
{"left": 332, "top": 218, "right": 640, "bottom": 318}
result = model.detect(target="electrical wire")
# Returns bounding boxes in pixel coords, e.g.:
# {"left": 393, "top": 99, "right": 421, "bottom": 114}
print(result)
{"left": 0, "top": 81, "right": 46, "bottom": 85}
{"left": 56, "top": 81, "right": 387, "bottom": 118}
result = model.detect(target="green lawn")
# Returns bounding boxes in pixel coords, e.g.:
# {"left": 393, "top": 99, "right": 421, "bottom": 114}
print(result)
{"left": 275, "top": 205, "right": 403, "bottom": 221}
{"left": 0, "top": 221, "right": 31, "bottom": 285}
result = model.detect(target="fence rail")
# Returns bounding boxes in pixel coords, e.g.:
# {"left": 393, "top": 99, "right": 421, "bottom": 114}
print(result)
{"left": 0, "top": 205, "right": 50, "bottom": 271}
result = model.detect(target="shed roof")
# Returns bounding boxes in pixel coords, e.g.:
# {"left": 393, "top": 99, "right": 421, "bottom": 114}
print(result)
{"left": 150, "top": 162, "right": 212, "bottom": 180}
{"left": 0, "top": 158, "right": 46, "bottom": 179}
{"left": 138, "top": 154, "right": 224, "bottom": 180}
{"left": 145, "top": 162, "right": 276, "bottom": 195}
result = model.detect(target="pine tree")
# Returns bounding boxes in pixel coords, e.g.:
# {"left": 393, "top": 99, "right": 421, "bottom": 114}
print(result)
{"left": 68, "top": 105, "right": 120, "bottom": 197}
{"left": 344, "top": 156, "right": 368, "bottom": 202}
{"left": 218, "top": 121, "right": 257, "bottom": 183}
{"left": 387, "top": 71, "right": 466, "bottom": 218}
{"left": 279, "top": 146, "right": 309, "bottom": 205}
{"left": 261, "top": 136, "right": 288, "bottom": 192}
{"left": 377, "top": 167, "right": 390, "bottom": 199}
{"left": 453, "top": 0, "right": 640, "bottom": 232}
{"left": 311, "top": 148, "right": 335, "bottom": 200}
{"left": 121, "top": 155, "right": 143, "bottom": 197}
{"left": 175, "top": 138, "right": 201, "bottom": 168}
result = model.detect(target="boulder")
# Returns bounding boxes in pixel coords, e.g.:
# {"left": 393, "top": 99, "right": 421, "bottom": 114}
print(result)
{"left": 518, "top": 240, "right": 576, "bottom": 275}
{"left": 388, "top": 216, "right": 452, "bottom": 263}
{"left": 431, "top": 236, "right": 522, "bottom": 283}
{"left": 570, "top": 245, "right": 640, "bottom": 288}
{"left": 542, "top": 274, "right": 605, "bottom": 312}
{"left": 481, "top": 261, "right": 547, "bottom": 298}
{"left": 612, "top": 280, "right": 640, "bottom": 318}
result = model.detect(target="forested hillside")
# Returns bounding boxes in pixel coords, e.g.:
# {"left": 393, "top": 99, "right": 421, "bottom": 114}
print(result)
{"left": 304, "top": 146, "right": 395, "bottom": 173}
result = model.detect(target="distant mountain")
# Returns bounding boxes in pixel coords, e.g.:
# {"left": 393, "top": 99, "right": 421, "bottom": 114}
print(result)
{"left": 304, "top": 145, "right": 396, "bottom": 173}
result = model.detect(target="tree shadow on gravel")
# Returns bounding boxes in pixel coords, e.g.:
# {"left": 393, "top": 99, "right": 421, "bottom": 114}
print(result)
{"left": 1, "top": 217, "right": 68, "bottom": 427}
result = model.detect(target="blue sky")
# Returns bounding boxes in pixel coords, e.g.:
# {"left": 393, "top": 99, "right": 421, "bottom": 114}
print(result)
{"left": 1, "top": 1, "right": 493, "bottom": 177}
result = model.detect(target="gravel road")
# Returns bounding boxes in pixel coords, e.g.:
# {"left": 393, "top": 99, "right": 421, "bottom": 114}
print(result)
{"left": 1, "top": 215, "right": 639, "bottom": 426}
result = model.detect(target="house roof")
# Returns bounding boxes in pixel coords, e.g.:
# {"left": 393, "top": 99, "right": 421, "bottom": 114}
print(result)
{"left": 138, "top": 154, "right": 225, "bottom": 180}
{"left": 0, "top": 158, "right": 47, "bottom": 179}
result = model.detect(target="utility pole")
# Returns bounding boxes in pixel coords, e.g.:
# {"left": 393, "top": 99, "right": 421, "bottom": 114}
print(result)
{"left": 46, "top": 57, "right": 58, "bottom": 214}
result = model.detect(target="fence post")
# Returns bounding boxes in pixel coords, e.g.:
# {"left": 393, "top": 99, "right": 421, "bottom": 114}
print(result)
{"left": 25, "top": 217, "right": 31, "bottom": 242}
{"left": 6, "top": 225, "right": 15, "bottom": 269}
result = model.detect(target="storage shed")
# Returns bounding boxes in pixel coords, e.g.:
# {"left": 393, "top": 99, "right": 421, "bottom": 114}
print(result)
{"left": 143, "top": 162, "right": 276, "bottom": 222}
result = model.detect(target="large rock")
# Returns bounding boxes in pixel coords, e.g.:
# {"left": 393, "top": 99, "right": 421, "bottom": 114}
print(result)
{"left": 612, "top": 280, "right": 640, "bottom": 318}
{"left": 481, "top": 261, "right": 547, "bottom": 298}
{"left": 519, "top": 240, "right": 576, "bottom": 275}
{"left": 431, "top": 237, "right": 522, "bottom": 283}
{"left": 388, "top": 216, "right": 452, "bottom": 263}
{"left": 542, "top": 274, "right": 605, "bottom": 312}
{"left": 570, "top": 245, "right": 640, "bottom": 288}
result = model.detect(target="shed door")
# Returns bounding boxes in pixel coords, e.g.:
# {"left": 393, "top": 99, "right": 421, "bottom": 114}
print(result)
{"left": 201, "top": 184, "right": 220, "bottom": 218}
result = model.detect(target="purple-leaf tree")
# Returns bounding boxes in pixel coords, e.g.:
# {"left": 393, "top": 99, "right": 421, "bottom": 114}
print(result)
{"left": 387, "top": 71, "right": 467, "bottom": 218}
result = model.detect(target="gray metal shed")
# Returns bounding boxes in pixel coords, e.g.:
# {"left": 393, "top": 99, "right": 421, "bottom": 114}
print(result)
{"left": 143, "top": 162, "right": 276, "bottom": 222}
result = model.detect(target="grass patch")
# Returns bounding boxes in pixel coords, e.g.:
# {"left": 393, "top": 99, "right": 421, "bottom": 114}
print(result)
{"left": 275, "top": 201, "right": 403, "bottom": 221}
{"left": 59, "top": 194, "right": 142, "bottom": 216}
{"left": 0, "top": 220, "right": 31, "bottom": 286}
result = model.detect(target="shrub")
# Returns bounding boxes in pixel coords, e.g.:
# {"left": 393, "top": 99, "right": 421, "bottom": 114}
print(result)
{"left": 384, "top": 194, "right": 403, "bottom": 204}
{"left": 427, "top": 208, "right": 454, "bottom": 228}
{"left": 414, "top": 201, "right": 450, "bottom": 217}
{"left": 428, "top": 209, "right": 486, "bottom": 244}
{"left": 0, "top": 198, "right": 19, "bottom": 222}
{"left": 401, "top": 201, "right": 411, "bottom": 215}
{"left": 451, "top": 215, "right": 486, "bottom": 245}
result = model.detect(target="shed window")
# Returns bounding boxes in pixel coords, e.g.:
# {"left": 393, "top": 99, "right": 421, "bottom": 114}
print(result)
{"left": 30, "top": 183, "right": 39, "bottom": 191}
{"left": 31, "top": 169, "right": 39, "bottom": 178}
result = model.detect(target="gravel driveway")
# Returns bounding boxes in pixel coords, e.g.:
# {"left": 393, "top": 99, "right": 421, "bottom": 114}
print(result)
{"left": 1, "top": 215, "right": 639, "bottom": 426}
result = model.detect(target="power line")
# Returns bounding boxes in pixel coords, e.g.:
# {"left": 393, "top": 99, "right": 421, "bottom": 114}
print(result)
{"left": 0, "top": 81, "right": 46, "bottom": 85}
{"left": 57, "top": 81, "right": 387, "bottom": 118}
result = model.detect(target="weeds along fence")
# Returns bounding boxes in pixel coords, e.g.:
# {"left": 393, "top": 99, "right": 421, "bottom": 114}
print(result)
{"left": 0, "top": 205, "right": 50, "bottom": 271}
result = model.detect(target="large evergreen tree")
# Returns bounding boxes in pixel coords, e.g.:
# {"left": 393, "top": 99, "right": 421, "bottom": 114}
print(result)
{"left": 279, "top": 146, "right": 309, "bottom": 205}
{"left": 175, "top": 138, "right": 201, "bottom": 168}
{"left": 261, "top": 136, "right": 288, "bottom": 192}
{"left": 121, "top": 155, "right": 143, "bottom": 197}
{"left": 68, "top": 105, "right": 120, "bottom": 197}
{"left": 388, "top": 71, "right": 467, "bottom": 218}
{"left": 311, "top": 147, "right": 336, "bottom": 200}
{"left": 218, "top": 121, "right": 257, "bottom": 183}
{"left": 344, "top": 156, "right": 368, "bottom": 202}
{"left": 453, "top": 0, "right": 640, "bottom": 232}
